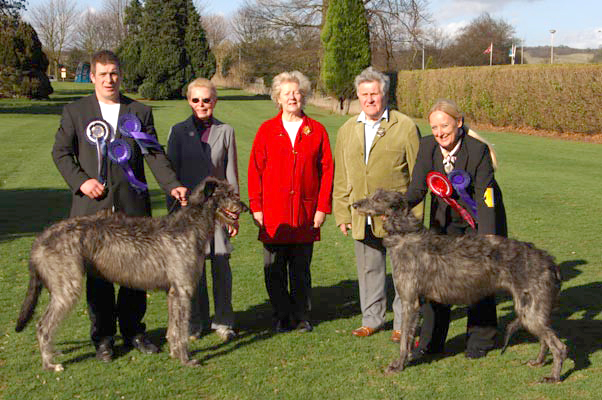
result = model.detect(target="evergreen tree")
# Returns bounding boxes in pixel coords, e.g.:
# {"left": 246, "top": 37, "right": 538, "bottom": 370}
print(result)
{"left": 118, "top": 0, "right": 214, "bottom": 99}
{"left": 184, "top": 0, "right": 215, "bottom": 85}
{"left": 0, "top": 16, "right": 53, "bottom": 99}
{"left": 0, "top": 0, "right": 27, "bottom": 18}
{"left": 117, "top": 0, "right": 145, "bottom": 92}
{"left": 320, "top": 0, "right": 371, "bottom": 113}
{"left": 137, "top": 0, "right": 188, "bottom": 99}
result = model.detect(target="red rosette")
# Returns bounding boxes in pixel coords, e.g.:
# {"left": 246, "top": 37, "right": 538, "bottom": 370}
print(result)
{"left": 426, "top": 171, "right": 476, "bottom": 229}
{"left": 426, "top": 171, "right": 452, "bottom": 197}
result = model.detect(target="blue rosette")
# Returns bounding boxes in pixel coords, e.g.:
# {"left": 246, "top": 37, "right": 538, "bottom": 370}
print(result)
{"left": 118, "top": 114, "right": 162, "bottom": 154}
{"left": 447, "top": 169, "right": 477, "bottom": 217}
{"left": 108, "top": 139, "right": 148, "bottom": 192}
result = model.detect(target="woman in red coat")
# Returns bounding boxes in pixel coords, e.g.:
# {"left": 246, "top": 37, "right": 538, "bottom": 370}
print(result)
{"left": 248, "top": 71, "right": 334, "bottom": 333}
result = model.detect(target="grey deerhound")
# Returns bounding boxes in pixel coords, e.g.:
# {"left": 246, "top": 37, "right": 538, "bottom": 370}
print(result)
{"left": 15, "top": 177, "right": 247, "bottom": 371}
{"left": 353, "top": 189, "right": 567, "bottom": 383}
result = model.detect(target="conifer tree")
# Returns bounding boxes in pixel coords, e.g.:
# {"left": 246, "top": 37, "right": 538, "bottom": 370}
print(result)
{"left": 118, "top": 0, "right": 215, "bottom": 99}
{"left": 118, "top": 0, "right": 144, "bottom": 92}
{"left": 320, "top": 0, "right": 371, "bottom": 113}
{"left": 0, "top": 16, "right": 53, "bottom": 98}
{"left": 184, "top": 0, "right": 215, "bottom": 83}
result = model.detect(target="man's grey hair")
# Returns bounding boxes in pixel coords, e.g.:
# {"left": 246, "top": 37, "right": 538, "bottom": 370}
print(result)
{"left": 354, "top": 67, "right": 390, "bottom": 98}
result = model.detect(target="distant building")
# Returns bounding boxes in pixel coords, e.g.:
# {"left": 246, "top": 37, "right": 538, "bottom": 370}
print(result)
{"left": 75, "top": 62, "right": 91, "bottom": 83}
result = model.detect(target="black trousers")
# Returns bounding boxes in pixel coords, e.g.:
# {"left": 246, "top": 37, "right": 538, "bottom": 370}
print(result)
{"left": 263, "top": 243, "right": 313, "bottom": 322}
{"left": 418, "top": 295, "right": 498, "bottom": 353}
{"left": 86, "top": 273, "right": 147, "bottom": 346}
{"left": 418, "top": 221, "right": 498, "bottom": 353}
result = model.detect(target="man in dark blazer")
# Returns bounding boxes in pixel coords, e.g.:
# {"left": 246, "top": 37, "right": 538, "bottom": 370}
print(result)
{"left": 51, "top": 50, "right": 188, "bottom": 362}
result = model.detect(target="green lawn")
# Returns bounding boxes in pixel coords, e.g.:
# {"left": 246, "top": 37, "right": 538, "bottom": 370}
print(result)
{"left": 0, "top": 82, "right": 600, "bottom": 399}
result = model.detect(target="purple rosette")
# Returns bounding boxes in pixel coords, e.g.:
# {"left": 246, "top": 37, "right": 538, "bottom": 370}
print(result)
{"left": 85, "top": 119, "right": 111, "bottom": 184}
{"left": 447, "top": 169, "right": 477, "bottom": 217}
{"left": 118, "top": 114, "right": 162, "bottom": 154}
{"left": 108, "top": 139, "right": 148, "bottom": 192}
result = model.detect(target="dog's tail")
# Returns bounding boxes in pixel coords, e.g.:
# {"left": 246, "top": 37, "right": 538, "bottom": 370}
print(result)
{"left": 15, "top": 260, "right": 43, "bottom": 332}
{"left": 500, "top": 318, "right": 522, "bottom": 354}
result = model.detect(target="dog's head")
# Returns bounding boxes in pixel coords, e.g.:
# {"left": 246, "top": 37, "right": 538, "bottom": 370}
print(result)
{"left": 352, "top": 189, "right": 422, "bottom": 234}
{"left": 189, "top": 177, "right": 249, "bottom": 225}
{"left": 352, "top": 189, "right": 408, "bottom": 216}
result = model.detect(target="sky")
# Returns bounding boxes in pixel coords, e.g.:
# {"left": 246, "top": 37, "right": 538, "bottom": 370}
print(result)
{"left": 24, "top": 0, "right": 602, "bottom": 49}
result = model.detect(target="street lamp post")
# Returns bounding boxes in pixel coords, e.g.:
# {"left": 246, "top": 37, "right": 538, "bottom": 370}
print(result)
{"left": 549, "top": 29, "right": 556, "bottom": 64}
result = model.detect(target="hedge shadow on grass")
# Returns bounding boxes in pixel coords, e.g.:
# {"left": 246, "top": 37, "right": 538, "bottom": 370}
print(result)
{"left": 217, "top": 94, "right": 270, "bottom": 101}
{"left": 0, "top": 188, "right": 170, "bottom": 243}
{"left": 0, "top": 188, "right": 71, "bottom": 242}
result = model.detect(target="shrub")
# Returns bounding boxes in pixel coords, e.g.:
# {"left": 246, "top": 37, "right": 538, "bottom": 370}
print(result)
{"left": 396, "top": 64, "right": 602, "bottom": 134}
{"left": 0, "top": 16, "right": 52, "bottom": 99}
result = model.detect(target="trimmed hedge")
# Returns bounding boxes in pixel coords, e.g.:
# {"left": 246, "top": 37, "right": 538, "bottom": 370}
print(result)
{"left": 396, "top": 64, "right": 602, "bottom": 134}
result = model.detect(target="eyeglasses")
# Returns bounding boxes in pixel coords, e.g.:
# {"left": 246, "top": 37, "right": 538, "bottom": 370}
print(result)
{"left": 191, "top": 97, "right": 212, "bottom": 104}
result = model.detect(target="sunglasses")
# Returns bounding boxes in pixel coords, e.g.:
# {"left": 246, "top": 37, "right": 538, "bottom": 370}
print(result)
{"left": 191, "top": 97, "right": 212, "bottom": 104}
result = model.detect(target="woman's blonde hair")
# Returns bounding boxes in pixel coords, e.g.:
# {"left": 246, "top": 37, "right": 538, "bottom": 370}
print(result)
{"left": 186, "top": 78, "right": 217, "bottom": 100}
{"left": 428, "top": 99, "right": 498, "bottom": 170}
{"left": 271, "top": 71, "right": 312, "bottom": 108}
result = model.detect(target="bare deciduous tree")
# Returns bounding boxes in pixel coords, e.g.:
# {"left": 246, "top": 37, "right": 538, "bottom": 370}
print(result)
{"left": 74, "top": 9, "right": 119, "bottom": 56}
{"left": 28, "top": 0, "right": 80, "bottom": 77}
{"left": 102, "top": 0, "right": 127, "bottom": 45}
{"left": 201, "top": 14, "right": 232, "bottom": 79}
{"left": 240, "top": 0, "right": 430, "bottom": 70}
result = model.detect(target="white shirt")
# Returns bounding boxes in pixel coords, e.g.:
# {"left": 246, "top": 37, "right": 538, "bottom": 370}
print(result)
{"left": 357, "top": 108, "right": 389, "bottom": 164}
{"left": 282, "top": 118, "right": 302, "bottom": 148}
{"left": 98, "top": 101, "right": 121, "bottom": 140}
{"left": 357, "top": 108, "right": 389, "bottom": 224}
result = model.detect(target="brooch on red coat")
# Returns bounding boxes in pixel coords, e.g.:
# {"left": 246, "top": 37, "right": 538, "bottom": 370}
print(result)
{"left": 302, "top": 125, "right": 312, "bottom": 135}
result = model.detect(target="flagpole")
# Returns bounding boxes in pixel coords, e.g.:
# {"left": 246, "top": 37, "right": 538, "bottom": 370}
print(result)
{"left": 490, "top": 42, "right": 493, "bottom": 66}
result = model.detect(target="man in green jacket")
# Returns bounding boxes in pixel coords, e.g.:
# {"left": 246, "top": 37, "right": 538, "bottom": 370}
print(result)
{"left": 333, "top": 67, "right": 422, "bottom": 342}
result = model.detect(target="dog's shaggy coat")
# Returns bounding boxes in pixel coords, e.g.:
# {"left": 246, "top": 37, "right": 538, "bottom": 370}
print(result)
{"left": 353, "top": 189, "right": 567, "bottom": 383}
{"left": 15, "top": 178, "right": 247, "bottom": 371}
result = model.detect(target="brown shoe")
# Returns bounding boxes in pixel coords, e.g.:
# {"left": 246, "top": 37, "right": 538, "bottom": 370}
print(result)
{"left": 352, "top": 326, "right": 377, "bottom": 337}
{"left": 391, "top": 330, "right": 401, "bottom": 343}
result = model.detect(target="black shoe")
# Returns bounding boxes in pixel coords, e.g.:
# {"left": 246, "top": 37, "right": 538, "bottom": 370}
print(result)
{"left": 295, "top": 320, "right": 313, "bottom": 332}
{"left": 128, "top": 334, "right": 159, "bottom": 354}
{"left": 410, "top": 347, "right": 441, "bottom": 362}
{"left": 465, "top": 348, "right": 488, "bottom": 359}
{"left": 96, "top": 342, "right": 113, "bottom": 362}
{"left": 274, "top": 319, "right": 291, "bottom": 333}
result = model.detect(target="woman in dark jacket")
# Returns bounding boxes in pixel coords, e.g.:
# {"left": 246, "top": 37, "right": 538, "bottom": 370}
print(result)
{"left": 405, "top": 99, "right": 507, "bottom": 359}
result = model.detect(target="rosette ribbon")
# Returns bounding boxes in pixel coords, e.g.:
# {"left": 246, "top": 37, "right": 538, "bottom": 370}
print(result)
{"left": 426, "top": 171, "right": 476, "bottom": 229}
{"left": 118, "top": 114, "right": 162, "bottom": 154}
{"left": 447, "top": 169, "right": 478, "bottom": 217}
{"left": 85, "top": 119, "right": 111, "bottom": 184}
{"left": 108, "top": 139, "right": 147, "bottom": 192}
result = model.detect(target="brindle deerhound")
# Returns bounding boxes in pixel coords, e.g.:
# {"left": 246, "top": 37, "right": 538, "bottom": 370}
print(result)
{"left": 15, "top": 177, "right": 247, "bottom": 372}
{"left": 353, "top": 189, "right": 567, "bottom": 383}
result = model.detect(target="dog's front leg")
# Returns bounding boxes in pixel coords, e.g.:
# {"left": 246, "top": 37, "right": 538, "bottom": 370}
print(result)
{"left": 177, "top": 291, "right": 199, "bottom": 366}
{"left": 166, "top": 287, "right": 179, "bottom": 359}
{"left": 386, "top": 297, "right": 419, "bottom": 374}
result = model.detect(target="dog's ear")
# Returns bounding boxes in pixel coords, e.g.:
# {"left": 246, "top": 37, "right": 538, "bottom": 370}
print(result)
{"left": 189, "top": 178, "right": 219, "bottom": 205}
{"left": 203, "top": 180, "right": 218, "bottom": 198}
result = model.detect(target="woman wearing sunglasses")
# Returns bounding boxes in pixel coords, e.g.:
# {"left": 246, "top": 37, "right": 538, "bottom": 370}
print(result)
{"left": 248, "top": 71, "right": 334, "bottom": 333}
{"left": 166, "top": 78, "right": 239, "bottom": 342}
